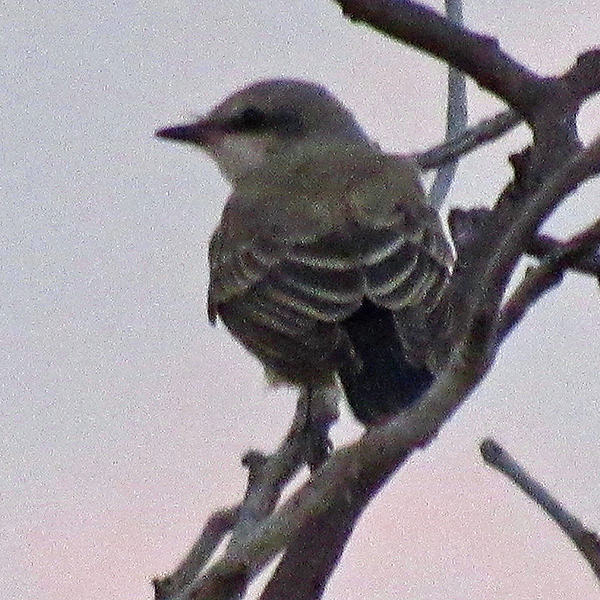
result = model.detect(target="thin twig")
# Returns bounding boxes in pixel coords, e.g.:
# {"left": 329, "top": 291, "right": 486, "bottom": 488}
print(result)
{"left": 155, "top": 389, "right": 338, "bottom": 599}
{"left": 153, "top": 507, "right": 240, "bottom": 600}
{"left": 468, "top": 136, "right": 600, "bottom": 326}
{"left": 427, "top": 0, "right": 468, "bottom": 209}
{"left": 481, "top": 439, "right": 600, "bottom": 582}
{"left": 498, "top": 217, "right": 600, "bottom": 340}
{"left": 415, "top": 110, "right": 521, "bottom": 171}
{"left": 228, "top": 388, "right": 338, "bottom": 550}
{"left": 528, "top": 233, "right": 600, "bottom": 277}
{"left": 449, "top": 208, "right": 600, "bottom": 278}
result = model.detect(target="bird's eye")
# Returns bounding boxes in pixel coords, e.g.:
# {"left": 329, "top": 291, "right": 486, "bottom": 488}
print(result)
{"left": 236, "top": 107, "right": 267, "bottom": 130}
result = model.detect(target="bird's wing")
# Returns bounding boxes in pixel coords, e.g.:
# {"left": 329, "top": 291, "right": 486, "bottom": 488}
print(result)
{"left": 208, "top": 184, "right": 364, "bottom": 382}
{"left": 207, "top": 150, "right": 452, "bottom": 378}
{"left": 337, "top": 154, "right": 452, "bottom": 311}
{"left": 207, "top": 149, "right": 373, "bottom": 325}
{"left": 340, "top": 154, "right": 454, "bottom": 371}
{"left": 207, "top": 211, "right": 281, "bottom": 325}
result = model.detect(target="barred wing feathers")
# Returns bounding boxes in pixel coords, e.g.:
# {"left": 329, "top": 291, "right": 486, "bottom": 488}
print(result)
{"left": 208, "top": 151, "right": 452, "bottom": 391}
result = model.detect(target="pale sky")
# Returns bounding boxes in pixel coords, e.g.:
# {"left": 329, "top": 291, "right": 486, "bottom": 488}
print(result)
{"left": 2, "top": 1, "right": 600, "bottom": 599}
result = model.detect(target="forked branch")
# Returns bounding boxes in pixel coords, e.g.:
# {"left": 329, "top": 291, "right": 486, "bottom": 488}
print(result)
{"left": 154, "top": 3, "right": 600, "bottom": 598}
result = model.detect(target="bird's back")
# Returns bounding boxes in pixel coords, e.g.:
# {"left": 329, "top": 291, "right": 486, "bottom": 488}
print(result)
{"left": 209, "top": 145, "right": 453, "bottom": 422}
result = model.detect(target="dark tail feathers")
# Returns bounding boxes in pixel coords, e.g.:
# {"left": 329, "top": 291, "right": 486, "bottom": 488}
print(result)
{"left": 339, "top": 300, "right": 433, "bottom": 425}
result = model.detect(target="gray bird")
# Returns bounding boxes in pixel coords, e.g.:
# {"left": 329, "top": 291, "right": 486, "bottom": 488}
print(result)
{"left": 156, "top": 79, "right": 453, "bottom": 425}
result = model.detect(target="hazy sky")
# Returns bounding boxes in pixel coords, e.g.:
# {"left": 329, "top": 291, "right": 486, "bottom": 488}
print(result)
{"left": 2, "top": 1, "right": 599, "bottom": 599}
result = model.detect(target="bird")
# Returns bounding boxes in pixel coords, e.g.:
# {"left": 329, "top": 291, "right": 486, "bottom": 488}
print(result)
{"left": 156, "top": 79, "right": 453, "bottom": 426}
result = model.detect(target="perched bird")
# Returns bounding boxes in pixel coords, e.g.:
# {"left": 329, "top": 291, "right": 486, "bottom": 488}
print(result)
{"left": 156, "top": 79, "right": 453, "bottom": 425}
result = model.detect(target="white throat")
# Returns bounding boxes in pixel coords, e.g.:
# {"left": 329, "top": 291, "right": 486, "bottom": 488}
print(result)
{"left": 208, "top": 134, "right": 271, "bottom": 183}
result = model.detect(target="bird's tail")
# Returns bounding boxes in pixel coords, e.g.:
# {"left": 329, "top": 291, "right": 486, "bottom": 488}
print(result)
{"left": 338, "top": 300, "right": 434, "bottom": 425}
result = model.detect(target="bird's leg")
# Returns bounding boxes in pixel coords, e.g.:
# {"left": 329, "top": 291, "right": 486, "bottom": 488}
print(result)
{"left": 300, "top": 386, "right": 339, "bottom": 471}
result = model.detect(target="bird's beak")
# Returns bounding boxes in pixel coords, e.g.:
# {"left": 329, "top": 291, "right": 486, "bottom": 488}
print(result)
{"left": 155, "top": 118, "right": 227, "bottom": 146}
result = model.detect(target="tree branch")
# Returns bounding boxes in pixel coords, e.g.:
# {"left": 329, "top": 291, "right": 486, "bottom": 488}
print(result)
{"left": 481, "top": 439, "right": 600, "bottom": 583}
{"left": 528, "top": 233, "right": 600, "bottom": 278}
{"left": 258, "top": 500, "right": 362, "bottom": 600}
{"left": 449, "top": 209, "right": 600, "bottom": 280}
{"left": 154, "top": 507, "right": 240, "bottom": 600}
{"left": 481, "top": 137, "right": 600, "bottom": 302}
{"left": 336, "top": 1, "right": 600, "bottom": 183}
{"left": 413, "top": 109, "right": 521, "bottom": 171}
{"left": 155, "top": 389, "right": 338, "bottom": 600}
{"left": 335, "top": 0, "right": 546, "bottom": 116}
{"left": 497, "top": 217, "right": 600, "bottom": 340}
{"left": 426, "top": 0, "right": 468, "bottom": 209}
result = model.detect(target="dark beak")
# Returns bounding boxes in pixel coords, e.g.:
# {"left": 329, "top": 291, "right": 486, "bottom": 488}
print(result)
{"left": 155, "top": 122, "right": 202, "bottom": 142}
{"left": 155, "top": 119, "right": 228, "bottom": 146}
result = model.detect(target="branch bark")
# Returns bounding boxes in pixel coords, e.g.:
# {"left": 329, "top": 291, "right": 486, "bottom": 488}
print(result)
{"left": 449, "top": 209, "right": 600, "bottom": 280}
{"left": 481, "top": 440, "right": 600, "bottom": 583}
{"left": 335, "top": 0, "right": 547, "bottom": 116}
{"left": 498, "top": 217, "right": 600, "bottom": 340}
{"left": 154, "top": 4, "right": 600, "bottom": 599}
{"left": 414, "top": 110, "right": 521, "bottom": 172}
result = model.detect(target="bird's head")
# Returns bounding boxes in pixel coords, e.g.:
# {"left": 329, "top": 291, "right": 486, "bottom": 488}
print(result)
{"left": 156, "top": 79, "right": 369, "bottom": 182}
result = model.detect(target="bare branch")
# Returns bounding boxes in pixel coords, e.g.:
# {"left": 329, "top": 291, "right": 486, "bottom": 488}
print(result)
{"left": 481, "top": 137, "right": 600, "bottom": 302}
{"left": 443, "top": 136, "right": 600, "bottom": 357}
{"left": 528, "top": 233, "right": 600, "bottom": 278}
{"left": 154, "top": 507, "right": 240, "bottom": 600}
{"left": 562, "top": 48, "right": 600, "bottom": 104}
{"left": 498, "top": 217, "right": 600, "bottom": 340}
{"left": 335, "top": 1, "right": 600, "bottom": 181}
{"left": 481, "top": 439, "right": 600, "bottom": 583}
{"left": 414, "top": 110, "right": 521, "bottom": 171}
{"left": 258, "top": 501, "right": 361, "bottom": 600}
{"left": 228, "top": 388, "right": 338, "bottom": 550}
{"left": 449, "top": 208, "right": 600, "bottom": 279}
{"left": 335, "top": 0, "right": 546, "bottom": 116}
{"left": 427, "top": 0, "right": 468, "bottom": 209}
{"left": 155, "top": 389, "right": 338, "bottom": 600}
